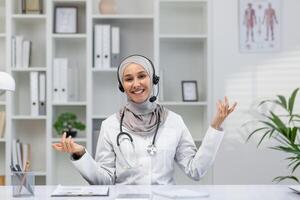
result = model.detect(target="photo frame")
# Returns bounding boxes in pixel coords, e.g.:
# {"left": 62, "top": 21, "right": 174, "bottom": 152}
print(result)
{"left": 22, "top": 0, "right": 43, "bottom": 14}
{"left": 239, "top": 0, "right": 281, "bottom": 52}
{"left": 181, "top": 81, "right": 198, "bottom": 102}
{"left": 54, "top": 6, "right": 78, "bottom": 34}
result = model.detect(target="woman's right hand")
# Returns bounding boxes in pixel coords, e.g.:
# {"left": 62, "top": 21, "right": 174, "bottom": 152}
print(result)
{"left": 52, "top": 132, "right": 86, "bottom": 157}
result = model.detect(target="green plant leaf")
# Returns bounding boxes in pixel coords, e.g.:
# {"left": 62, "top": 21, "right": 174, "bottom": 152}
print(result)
{"left": 273, "top": 176, "right": 299, "bottom": 183}
{"left": 257, "top": 130, "right": 271, "bottom": 147}
{"left": 292, "top": 161, "right": 300, "bottom": 173}
{"left": 246, "top": 127, "right": 269, "bottom": 142}
{"left": 277, "top": 95, "right": 287, "bottom": 109}
{"left": 288, "top": 88, "right": 299, "bottom": 115}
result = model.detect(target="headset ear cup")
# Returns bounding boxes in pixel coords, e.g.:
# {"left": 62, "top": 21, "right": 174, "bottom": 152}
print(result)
{"left": 153, "top": 75, "right": 160, "bottom": 85}
{"left": 119, "top": 84, "right": 124, "bottom": 92}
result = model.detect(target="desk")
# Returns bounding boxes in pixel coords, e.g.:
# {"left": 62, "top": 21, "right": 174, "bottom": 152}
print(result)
{"left": 0, "top": 185, "right": 298, "bottom": 199}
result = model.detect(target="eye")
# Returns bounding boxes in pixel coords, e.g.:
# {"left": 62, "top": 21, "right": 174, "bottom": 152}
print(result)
{"left": 138, "top": 74, "right": 147, "bottom": 79}
{"left": 124, "top": 77, "right": 133, "bottom": 82}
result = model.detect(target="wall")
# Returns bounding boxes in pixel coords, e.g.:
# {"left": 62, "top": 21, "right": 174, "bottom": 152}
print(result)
{"left": 212, "top": 0, "right": 300, "bottom": 184}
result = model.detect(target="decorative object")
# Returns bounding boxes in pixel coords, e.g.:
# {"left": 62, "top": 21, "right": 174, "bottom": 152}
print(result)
{"left": 54, "top": 6, "right": 78, "bottom": 34}
{"left": 22, "top": 0, "right": 43, "bottom": 14}
{"left": 0, "top": 72, "right": 15, "bottom": 94}
{"left": 53, "top": 112, "right": 85, "bottom": 138}
{"left": 245, "top": 88, "right": 300, "bottom": 183}
{"left": 239, "top": 0, "right": 280, "bottom": 52}
{"left": 181, "top": 81, "right": 198, "bottom": 102}
{"left": 98, "top": 0, "right": 116, "bottom": 14}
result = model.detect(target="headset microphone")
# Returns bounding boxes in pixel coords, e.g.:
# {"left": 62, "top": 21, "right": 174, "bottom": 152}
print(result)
{"left": 149, "top": 82, "right": 159, "bottom": 103}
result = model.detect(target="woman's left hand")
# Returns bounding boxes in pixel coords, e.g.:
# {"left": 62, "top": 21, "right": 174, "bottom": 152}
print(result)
{"left": 211, "top": 96, "right": 237, "bottom": 130}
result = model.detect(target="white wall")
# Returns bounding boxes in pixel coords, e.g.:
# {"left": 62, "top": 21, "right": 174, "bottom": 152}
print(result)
{"left": 212, "top": 0, "right": 300, "bottom": 184}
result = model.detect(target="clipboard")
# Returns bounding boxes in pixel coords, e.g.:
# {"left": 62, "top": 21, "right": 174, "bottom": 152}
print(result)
{"left": 51, "top": 185, "right": 109, "bottom": 197}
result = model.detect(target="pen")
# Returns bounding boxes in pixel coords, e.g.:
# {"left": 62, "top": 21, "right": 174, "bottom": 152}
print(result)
{"left": 18, "top": 161, "right": 30, "bottom": 194}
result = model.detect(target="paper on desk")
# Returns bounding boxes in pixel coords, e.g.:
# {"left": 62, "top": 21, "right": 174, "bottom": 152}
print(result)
{"left": 152, "top": 188, "right": 209, "bottom": 199}
{"left": 51, "top": 185, "right": 109, "bottom": 197}
{"left": 289, "top": 185, "right": 300, "bottom": 194}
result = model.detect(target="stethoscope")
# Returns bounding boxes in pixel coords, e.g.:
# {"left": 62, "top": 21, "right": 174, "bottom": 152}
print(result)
{"left": 117, "top": 108, "right": 161, "bottom": 163}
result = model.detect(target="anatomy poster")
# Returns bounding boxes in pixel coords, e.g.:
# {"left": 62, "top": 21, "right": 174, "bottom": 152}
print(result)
{"left": 239, "top": 0, "right": 280, "bottom": 52}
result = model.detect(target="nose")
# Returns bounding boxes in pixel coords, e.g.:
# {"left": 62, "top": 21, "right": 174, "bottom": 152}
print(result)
{"left": 132, "top": 78, "right": 141, "bottom": 89}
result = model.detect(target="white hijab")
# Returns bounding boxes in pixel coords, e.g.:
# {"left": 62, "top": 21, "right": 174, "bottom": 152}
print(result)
{"left": 117, "top": 55, "right": 168, "bottom": 135}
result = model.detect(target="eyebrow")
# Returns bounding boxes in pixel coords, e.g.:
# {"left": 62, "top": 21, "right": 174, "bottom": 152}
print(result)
{"left": 123, "top": 71, "right": 147, "bottom": 77}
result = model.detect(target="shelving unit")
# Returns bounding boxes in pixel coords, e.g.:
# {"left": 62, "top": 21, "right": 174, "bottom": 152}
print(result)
{"left": 1, "top": 0, "right": 212, "bottom": 185}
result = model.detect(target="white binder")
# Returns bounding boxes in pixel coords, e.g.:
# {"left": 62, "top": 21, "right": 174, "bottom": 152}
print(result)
{"left": 39, "top": 72, "right": 46, "bottom": 115}
{"left": 11, "top": 37, "right": 16, "bottom": 68}
{"left": 102, "top": 25, "right": 111, "bottom": 69}
{"left": 53, "top": 59, "right": 60, "bottom": 103}
{"left": 22, "top": 40, "right": 31, "bottom": 68}
{"left": 111, "top": 26, "right": 120, "bottom": 68}
{"left": 30, "top": 72, "right": 39, "bottom": 116}
{"left": 15, "top": 36, "right": 23, "bottom": 68}
{"left": 94, "top": 25, "right": 103, "bottom": 69}
{"left": 60, "top": 59, "right": 68, "bottom": 102}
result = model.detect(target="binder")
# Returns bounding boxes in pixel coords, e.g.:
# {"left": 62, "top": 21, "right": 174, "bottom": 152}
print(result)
{"left": 94, "top": 25, "right": 103, "bottom": 69}
{"left": 102, "top": 25, "right": 111, "bottom": 69}
{"left": 60, "top": 59, "right": 68, "bottom": 102}
{"left": 0, "top": 112, "right": 5, "bottom": 138}
{"left": 52, "top": 59, "right": 60, "bottom": 103}
{"left": 15, "top": 36, "right": 23, "bottom": 68}
{"left": 111, "top": 26, "right": 120, "bottom": 68}
{"left": 30, "top": 72, "right": 39, "bottom": 116}
{"left": 38, "top": 72, "right": 46, "bottom": 115}
{"left": 22, "top": 40, "right": 31, "bottom": 68}
{"left": 68, "top": 65, "right": 79, "bottom": 101}
{"left": 53, "top": 58, "right": 68, "bottom": 102}
{"left": 11, "top": 37, "right": 16, "bottom": 68}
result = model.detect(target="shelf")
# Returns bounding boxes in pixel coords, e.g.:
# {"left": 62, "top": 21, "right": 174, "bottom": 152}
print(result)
{"left": 52, "top": 102, "right": 87, "bottom": 106}
{"left": 53, "top": 0, "right": 86, "bottom": 5}
{"left": 52, "top": 34, "right": 87, "bottom": 39}
{"left": 11, "top": 68, "right": 47, "bottom": 72}
{"left": 160, "top": 0, "right": 207, "bottom": 2}
{"left": 0, "top": 101, "right": 6, "bottom": 105}
{"left": 160, "top": 101, "right": 207, "bottom": 106}
{"left": 92, "top": 115, "right": 109, "bottom": 119}
{"left": 92, "top": 68, "right": 117, "bottom": 72}
{"left": 11, "top": 116, "right": 47, "bottom": 120}
{"left": 33, "top": 171, "right": 47, "bottom": 176}
{"left": 51, "top": 138, "right": 87, "bottom": 143}
{"left": 92, "top": 14, "right": 154, "bottom": 19}
{"left": 0, "top": 138, "right": 5, "bottom": 143}
{"left": 0, "top": 33, "right": 5, "bottom": 38}
{"left": 160, "top": 34, "right": 207, "bottom": 39}
{"left": 12, "top": 14, "right": 46, "bottom": 20}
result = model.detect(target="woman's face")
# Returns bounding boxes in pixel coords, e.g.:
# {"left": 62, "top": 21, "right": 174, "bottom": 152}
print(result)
{"left": 122, "top": 63, "right": 151, "bottom": 103}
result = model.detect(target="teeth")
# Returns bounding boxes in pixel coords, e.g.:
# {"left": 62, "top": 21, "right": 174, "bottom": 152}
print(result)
{"left": 133, "top": 90, "right": 143, "bottom": 94}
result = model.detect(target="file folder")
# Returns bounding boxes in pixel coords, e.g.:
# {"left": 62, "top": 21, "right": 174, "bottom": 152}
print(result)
{"left": 94, "top": 25, "right": 103, "bottom": 69}
{"left": 38, "top": 72, "right": 46, "bottom": 115}
{"left": 52, "top": 59, "right": 60, "bottom": 102}
{"left": 30, "top": 72, "right": 39, "bottom": 116}
{"left": 102, "top": 25, "right": 111, "bottom": 69}
{"left": 111, "top": 26, "right": 120, "bottom": 68}
{"left": 60, "top": 59, "right": 68, "bottom": 102}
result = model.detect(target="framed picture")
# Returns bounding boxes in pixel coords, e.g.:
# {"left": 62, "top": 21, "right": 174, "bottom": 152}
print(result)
{"left": 22, "top": 0, "right": 43, "bottom": 14}
{"left": 239, "top": 0, "right": 281, "bottom": 52}
{"left": 54, "top": 6, "right": 78, "bottom": 34}
{"left": 181, "top": 81, "right": 198, "bottom": 102}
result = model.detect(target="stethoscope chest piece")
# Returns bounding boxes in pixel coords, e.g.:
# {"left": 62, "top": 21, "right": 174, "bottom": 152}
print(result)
{"left": 147, "top": 144, "right": 157, "bottom": 156}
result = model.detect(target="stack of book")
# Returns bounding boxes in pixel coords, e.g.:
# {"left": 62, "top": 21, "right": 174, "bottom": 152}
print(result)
{"left": 94, "top": 25, "right": 120, "bottom": 69}
{"left": 11, "top": 36, "right": 32, "bottom": 68}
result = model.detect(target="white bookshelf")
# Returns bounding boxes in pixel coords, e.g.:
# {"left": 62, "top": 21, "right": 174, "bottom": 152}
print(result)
{"left": 1, "top": 0, "right": 212, "bottom": 185}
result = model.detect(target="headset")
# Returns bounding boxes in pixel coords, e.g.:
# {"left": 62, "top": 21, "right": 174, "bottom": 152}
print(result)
{"left": 117, "top": 55, "right": 160, "bottom": 103}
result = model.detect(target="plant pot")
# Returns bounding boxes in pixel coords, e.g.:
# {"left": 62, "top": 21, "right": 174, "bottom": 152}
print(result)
{"left": 65, "top": 130, "right": 77, "bottom": 138}
{"left": 98, "top": 0, "right": 116, "bottom": 14}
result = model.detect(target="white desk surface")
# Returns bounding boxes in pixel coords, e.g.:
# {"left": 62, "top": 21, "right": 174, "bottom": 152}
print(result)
{"left": 0, "top": 185, "right": 298, "bottom": 199}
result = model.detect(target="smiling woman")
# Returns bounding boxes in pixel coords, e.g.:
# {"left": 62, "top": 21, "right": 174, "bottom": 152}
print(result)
{"left": 52, "top": 54, "right": 237, "bottom": 185}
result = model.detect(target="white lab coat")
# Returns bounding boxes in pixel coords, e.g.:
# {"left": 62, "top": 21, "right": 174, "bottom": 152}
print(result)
{"left": 71, "top": 111, "right": 224, "bottom": 185}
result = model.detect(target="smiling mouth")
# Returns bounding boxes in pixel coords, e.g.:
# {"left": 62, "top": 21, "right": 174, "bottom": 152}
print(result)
{"left": 131, "top": 89, "right": 145, "bottom": 95}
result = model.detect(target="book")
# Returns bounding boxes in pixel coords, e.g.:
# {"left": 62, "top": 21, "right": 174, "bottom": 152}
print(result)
{"left": 0, "top": 111, "right": 6, "bottom": 138}
{"left": 0, "top": 176, "right": 5, "bottom": 185}
{"left": 51, "top": 185, "right": 109, "bottom": 197}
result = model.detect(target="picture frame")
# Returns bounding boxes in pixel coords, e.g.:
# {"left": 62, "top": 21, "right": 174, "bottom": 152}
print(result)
{"left": 22, "top": 0, "right": 43, "bottom": 14}
{"left": 54, "top": 6, "right": 78, "bottom": 34}
{"left": 181, "top": 81, "right": 198, "bottom": 102}
{"left": 239, "top": 0, "right": 281, "bottom": 52}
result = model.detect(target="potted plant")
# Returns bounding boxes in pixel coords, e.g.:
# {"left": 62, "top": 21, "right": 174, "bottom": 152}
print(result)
{"left": 53, "top": 112, "right": 86, "bottom": 138}
{"left": 245, "top": 88, "right": 300, "bottom": 183}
